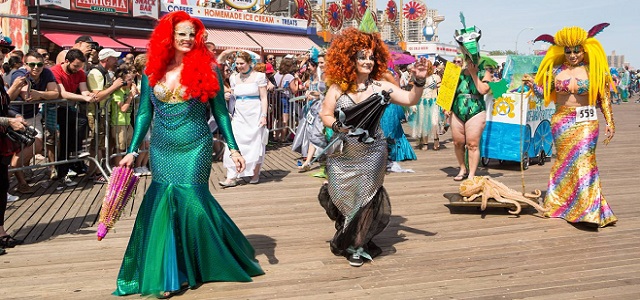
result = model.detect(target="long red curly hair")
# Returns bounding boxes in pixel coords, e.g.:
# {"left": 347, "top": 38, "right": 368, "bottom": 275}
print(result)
{"left": 145, "top": 11, "right": 219, "bottom": 102}
{"left": 325, "top": 27, "right": 390, "bottom": 93}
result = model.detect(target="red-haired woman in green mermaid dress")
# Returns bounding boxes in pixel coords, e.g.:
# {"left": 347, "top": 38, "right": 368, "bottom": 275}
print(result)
{"left": 115, "top": 11, "right": 264, "bottom": 298}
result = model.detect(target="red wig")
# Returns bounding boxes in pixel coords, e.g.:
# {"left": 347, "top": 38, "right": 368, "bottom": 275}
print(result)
{"left": 325, "top": 27, "right": 390, "bottom": 93}
{"left": 145, "top": 11, "right": 219, "bottom": 103}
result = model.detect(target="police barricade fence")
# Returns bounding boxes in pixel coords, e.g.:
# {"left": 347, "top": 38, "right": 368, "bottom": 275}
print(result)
{"left": 266, "top": 88, "right": 309, "bottom": 142}
{"left": 8, "top": 90, "right": 313, "bottom": 187}
{"left": 7, "top": 99, "right": 109, "bottom": 184}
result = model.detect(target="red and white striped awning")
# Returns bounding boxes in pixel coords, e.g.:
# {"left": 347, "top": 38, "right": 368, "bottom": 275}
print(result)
{"left": 244, "top": 31, "right": 320, "bottom": 55}
{"left": 205, "top": 29, "right": 262, "bottom": 53}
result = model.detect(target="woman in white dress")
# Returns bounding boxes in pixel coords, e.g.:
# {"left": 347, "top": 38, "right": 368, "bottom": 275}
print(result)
{"left": 219, "top": 51, "right": 268, "bottom": 187}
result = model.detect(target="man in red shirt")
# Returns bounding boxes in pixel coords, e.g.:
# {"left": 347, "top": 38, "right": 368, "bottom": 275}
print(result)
{"left": 50, "top": 49, "right": 96, "bottom": 186}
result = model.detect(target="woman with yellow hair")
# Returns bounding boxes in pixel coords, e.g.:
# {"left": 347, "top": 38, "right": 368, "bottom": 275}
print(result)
{"left": 531, "top": 23, "right": 616, "bottom": 228}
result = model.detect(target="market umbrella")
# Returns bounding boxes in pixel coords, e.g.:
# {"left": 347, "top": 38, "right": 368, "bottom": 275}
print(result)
{"left": 311, "top": 90, "right": 392, "bottom": 163}
{"left": 97, "top": 166, "right": 140, "bottom": 241}
{"left": 390, "top": 51, "right": 416, "bottom": 65}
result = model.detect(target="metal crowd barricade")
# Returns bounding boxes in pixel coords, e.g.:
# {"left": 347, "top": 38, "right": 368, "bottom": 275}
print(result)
{"left": 265, "top": 88, "right": 310, "bottom": 141}
{"left": 103, "top": 96, "right": 146, "bottom": 175}
{"left": 8, "top": 99, "right": 109, "bottom": 182}
{"left": 10, "top": 88, "right": 316, "bottom": 186}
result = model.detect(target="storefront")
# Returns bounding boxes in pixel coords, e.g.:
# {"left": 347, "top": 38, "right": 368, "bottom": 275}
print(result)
{"left": 406, "top": 42, "right": 459, "bottom": 61}
{"left": 162, "top": 1, "right": 321, "bottom": 58}
{"left": 29, "top": 1, "right": 159, "bottom": 54}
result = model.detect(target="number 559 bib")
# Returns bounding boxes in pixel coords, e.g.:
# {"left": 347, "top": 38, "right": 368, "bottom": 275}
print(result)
{"left": 575, "top": 106, "right": 597, "bottom": 123}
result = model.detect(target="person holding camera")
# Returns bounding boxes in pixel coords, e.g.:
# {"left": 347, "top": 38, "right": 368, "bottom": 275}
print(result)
{"left": 8, "top": 50, "right": 60, "bottom": 194}
{"left": 0, "top": 45, "right": 30, "bottom": 251}
{"left": 55, "top": 35, "right": 98, "bottom": 67}
{"left": 86, "top": 48, "right": 124, "bottom": 184}
{"left": 109, "top": 65, "right": 134, "bottom": 166}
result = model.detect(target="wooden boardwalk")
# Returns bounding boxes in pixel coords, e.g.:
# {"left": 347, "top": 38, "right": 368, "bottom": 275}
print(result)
{"left": 2, "top": 100, "right": 640, "bottom": 299}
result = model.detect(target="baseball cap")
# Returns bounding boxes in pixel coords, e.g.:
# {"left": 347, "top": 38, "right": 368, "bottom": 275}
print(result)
{"left": 75, "top": 35, "right": 94, "bottom": 43}
{"left": 99, "top": 48, "right": 121, "bottom": 60}
{"left": 0, "top": 30, "right": 15, "bottom": 53}
{"left": 75, "top": 35, "right": 99, "bottom": 49}
{"left": 265, "top": 63, "right": 275, "bottom": 74}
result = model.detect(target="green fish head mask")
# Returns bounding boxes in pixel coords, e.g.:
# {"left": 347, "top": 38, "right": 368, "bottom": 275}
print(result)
{"left": 454, "top": 26, "right": 482, "bottom": 65}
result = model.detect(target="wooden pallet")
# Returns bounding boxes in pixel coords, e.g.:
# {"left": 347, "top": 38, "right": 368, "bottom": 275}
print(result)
{"left": 443, "top": 192, "right": 533, "bottom": 211}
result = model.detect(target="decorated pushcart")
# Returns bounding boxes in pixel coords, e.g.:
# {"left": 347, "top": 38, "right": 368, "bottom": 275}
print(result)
{"left": 480, "top": 55, "right": 555, "bottom": 169}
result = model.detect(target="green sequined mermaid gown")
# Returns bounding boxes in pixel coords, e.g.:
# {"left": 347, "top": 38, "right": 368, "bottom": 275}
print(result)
{"left": 114, "top": 74, "right": 264, "bottom": 297}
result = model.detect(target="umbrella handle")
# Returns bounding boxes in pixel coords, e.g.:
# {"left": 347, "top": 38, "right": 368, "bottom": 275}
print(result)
{"left": 309, "top": 133, "right": 345, "bottom": 165}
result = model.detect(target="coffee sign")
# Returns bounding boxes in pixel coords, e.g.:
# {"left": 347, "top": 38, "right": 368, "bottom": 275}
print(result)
{"left": 224, "top": 0, "right": 258, "bottom": 10}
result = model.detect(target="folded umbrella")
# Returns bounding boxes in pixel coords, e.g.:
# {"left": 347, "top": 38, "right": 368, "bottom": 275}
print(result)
{"left": 97, "top": 166, "right": 140, "bottom": 241}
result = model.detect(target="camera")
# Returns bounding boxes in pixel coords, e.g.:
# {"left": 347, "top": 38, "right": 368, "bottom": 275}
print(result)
{"left": 7, "top": 126, "right": 37, "bottom": 147}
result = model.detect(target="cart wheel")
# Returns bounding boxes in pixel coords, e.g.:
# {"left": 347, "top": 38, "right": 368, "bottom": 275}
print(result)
{"left": 538, "top": 150, "right": 546, "bottom": 166}
{"left": 522, "top": 153, "right": 529, "bottom": 170}
{"left": 481, "top": 157, "right": 490, "bottom": 166}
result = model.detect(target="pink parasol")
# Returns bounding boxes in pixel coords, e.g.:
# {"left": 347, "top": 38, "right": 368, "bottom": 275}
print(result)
{"left": 97, "top": 166, "right": 140, "bottom": 241}
{"left": 390, "top": 51, "right": 416, "bottom": 65}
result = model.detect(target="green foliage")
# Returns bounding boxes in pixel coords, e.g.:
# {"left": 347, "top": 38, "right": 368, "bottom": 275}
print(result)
{"left": 489, "top": 50, "right": 518, "bottom": 56}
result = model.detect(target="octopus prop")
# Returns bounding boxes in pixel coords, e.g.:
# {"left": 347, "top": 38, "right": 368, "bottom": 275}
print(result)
{"left": 458, "top": 176, "right": 547, "bottom": 215}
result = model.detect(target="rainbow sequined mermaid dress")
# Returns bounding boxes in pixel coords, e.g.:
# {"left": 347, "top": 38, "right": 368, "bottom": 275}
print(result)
{"left": 114, "top": 74, "right": 264, "bottom": 297}
{"left": 543, "top": 105, "right": 617, "bottom": 227}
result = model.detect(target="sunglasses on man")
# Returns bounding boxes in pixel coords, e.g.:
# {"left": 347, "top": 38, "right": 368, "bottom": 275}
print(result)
{"left": 26, "top": 62, "right": 44, "bottom": 68}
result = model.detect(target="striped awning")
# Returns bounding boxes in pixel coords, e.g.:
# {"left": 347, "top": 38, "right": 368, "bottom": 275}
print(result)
{"left": 244, "top": 31, "right": 320, "bottom": 54}
{"left": 205, "top": 29, "right": 262, "bottom": 53}
{"left": 42, "top": 31, "right": 130, "bottom": 52}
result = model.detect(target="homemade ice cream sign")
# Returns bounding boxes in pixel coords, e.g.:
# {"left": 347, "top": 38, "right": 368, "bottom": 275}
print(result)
{"left": 224, "top": 0, "right": 258, "bottom": 10}
{"left": 161, "top": 2, "right": 307, "bottom": 31}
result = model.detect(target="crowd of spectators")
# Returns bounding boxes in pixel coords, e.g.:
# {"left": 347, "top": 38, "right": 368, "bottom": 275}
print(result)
{"left": 0, "top": 35, "right": 325, "bottom": 198}
{"left": 0, "top": 35, "right": 148, "bottom": 198}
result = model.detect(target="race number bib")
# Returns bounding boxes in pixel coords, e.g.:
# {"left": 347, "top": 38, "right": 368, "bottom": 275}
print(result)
{"left": 305, "top": 112, "right": 315, "bottom": 125}
{"left": 575, "top": 106, "right": 597, "bottom": 123}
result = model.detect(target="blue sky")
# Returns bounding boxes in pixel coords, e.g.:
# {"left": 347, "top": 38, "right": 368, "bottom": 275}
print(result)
{"left": 374, "top": 0, "right": 639, "bottom": 67}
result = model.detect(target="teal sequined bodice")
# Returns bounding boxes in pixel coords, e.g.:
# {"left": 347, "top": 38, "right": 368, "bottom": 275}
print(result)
{"left": 127, "top": 74, "right": 238, "bottom": 185}
{"left": 149, "top": 94, "right": 212, "bottom": 184}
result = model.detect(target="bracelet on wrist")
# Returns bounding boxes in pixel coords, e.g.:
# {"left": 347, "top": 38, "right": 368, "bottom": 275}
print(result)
{"left": 412, "top": 78, "right": 427, "bottom": 88}
{"left": 229, "top": 149, "right": 242, "bottom": 158}
{"left": 260, "top": 113, "right": 267, "bottom": 118}
{"left": 331, "top": 120, "right": 343, "bottom": 132}
{"left": 129, "top": 152, "right": 139, "bottom": 158}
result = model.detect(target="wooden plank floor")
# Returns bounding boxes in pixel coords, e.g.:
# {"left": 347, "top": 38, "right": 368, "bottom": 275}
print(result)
{"left": 1, "top": 98, "right": 640, "bottom": 299}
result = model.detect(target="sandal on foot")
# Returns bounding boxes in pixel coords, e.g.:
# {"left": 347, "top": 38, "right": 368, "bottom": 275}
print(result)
{"left": 0, "top": 235, "right": 24, "bottom": 248}
{"left": 16, "top": 183, "right": 36, "bottom": 194}
{"left": 453, "top": 173, "right": 468, "bottom": 181}
{"left": 218, "top": 179, "right": 238, "bottom": 188}
{"left": 297, "top": 163, "right": 311, "bottom": 173}
{"left": 433, "top": 138, "right": 440, "bottom": 151}
{"left": 92, "top": 175, "right": 108, "bottom": 184}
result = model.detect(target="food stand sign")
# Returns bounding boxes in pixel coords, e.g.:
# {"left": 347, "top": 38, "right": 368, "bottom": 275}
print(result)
{"left": 224, "top": 0, "right": 258, "bottom": 10}
{"left": 73, "top": 0, "right": 129, "bottom": 15}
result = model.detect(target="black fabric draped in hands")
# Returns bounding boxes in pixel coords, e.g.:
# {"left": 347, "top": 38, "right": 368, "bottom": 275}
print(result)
{"left": 336, "top": 89, "right": 392, "bottom": 143}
